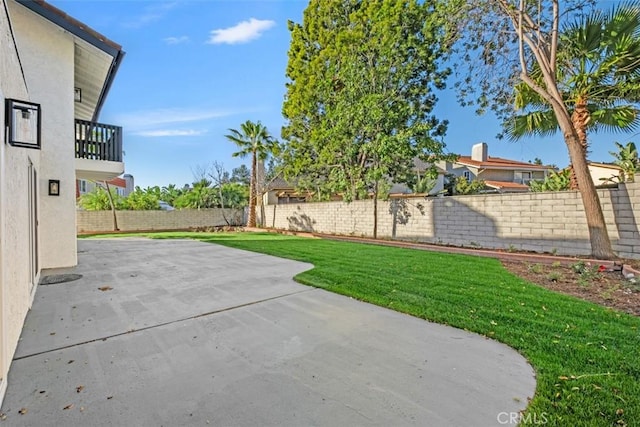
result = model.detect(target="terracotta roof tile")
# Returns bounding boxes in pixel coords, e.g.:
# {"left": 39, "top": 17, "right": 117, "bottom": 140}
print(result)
{"left": 107, "top": 177, "right": 126, "bottom": 188}
{"left": 457, "top": 156, "right": 549, "bottom": 170}
{"left": 484, "top": 180, "right": 530, "bottom": 191}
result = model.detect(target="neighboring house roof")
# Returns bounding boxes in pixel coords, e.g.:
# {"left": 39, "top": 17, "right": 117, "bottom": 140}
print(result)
{"left": 15, "top": 0, "right": 125, "bottom": 122}
{"left": 265, "top": 176, "right": 294, "bottom": 191}
{"left": 107, "top": 177, "right": 126, "bottom": 188}
{"left": 457, "top": 156, "right": 550, "bottom": 171}
{"left": 588, "top": 162, "right": 622, "bottom": 171}
{"left": 484, "top": 180, "right": 530, "bottom": 192}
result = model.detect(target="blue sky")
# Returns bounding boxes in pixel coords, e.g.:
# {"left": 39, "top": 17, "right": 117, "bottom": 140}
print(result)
{"left": 50, "top": 0, "right": 629, "bottom": 189}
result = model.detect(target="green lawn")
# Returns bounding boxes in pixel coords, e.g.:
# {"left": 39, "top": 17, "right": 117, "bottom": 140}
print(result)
{"left": 84, "top": 232, "right": 640, "bottom": 426}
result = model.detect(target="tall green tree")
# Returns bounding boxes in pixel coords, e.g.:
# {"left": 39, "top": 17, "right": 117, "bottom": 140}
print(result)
{"left": 225, "top": 120, "right": 278, "bottom": 227}
{"left": 448, "top": 0, "right": 639, "bottom": 259}
{"left": 282, "top": 0, "right": 452, "bottom": 238}
{"left": 231, "top": 165, "right": 250, "bottom": 185}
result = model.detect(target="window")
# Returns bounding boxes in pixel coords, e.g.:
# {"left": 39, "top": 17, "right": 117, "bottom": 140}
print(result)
{"left": 463, "top": 170, "right": 472, "bottom": 181}
{"left": 79, "top": 180, "right": 87, "bottom": 193}
{"left": 515, "top": 171, "right": 532, "bottom": 184}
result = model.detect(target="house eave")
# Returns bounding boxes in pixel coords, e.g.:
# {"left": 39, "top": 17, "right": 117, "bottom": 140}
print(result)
{"left": 15, "top": 0, "right": 125, "bottom": 121}
{"left": 15, "top": 0, "right": 121, "bottom": 55}
{"left": 457, "top": 162, "right": 550, "bottom": 171}
{"left": 75, "top": 158, "right": 124, "bottom": 182}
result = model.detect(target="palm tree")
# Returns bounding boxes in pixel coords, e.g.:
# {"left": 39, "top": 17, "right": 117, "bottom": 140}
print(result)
{"left": 161, "top": 184, "right": 184, "bottom": 206}
{"left": 506, "top": 2, "right": 640, "bottom": 259}
{"left": 610, "top": 141, "right": 639, "bottom": 182}
{"left": 225, "top": 120, "right": 278, "bottom": 227}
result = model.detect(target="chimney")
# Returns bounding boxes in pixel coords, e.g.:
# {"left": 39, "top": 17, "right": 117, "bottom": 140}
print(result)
{"left": 123, "top": 174, "right": 134, "bottom": 197}
{"left": 471, "top": 142, "right": 488, "bottom": 162}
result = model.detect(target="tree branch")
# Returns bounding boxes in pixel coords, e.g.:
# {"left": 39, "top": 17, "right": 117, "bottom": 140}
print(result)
{"left": 518, "top": 0, "right": 527, "bottom": 74}
{"left": 550, "top": 0, "right": 559, "bottom": 72}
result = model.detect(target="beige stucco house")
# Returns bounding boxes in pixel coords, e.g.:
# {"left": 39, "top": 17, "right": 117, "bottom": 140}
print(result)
{"left": 0, "top": 0, "right": 124, "bottom": 403}
{"left": 587, "top": 162, "right": 624, "bottom": 185}
{"left": 438, "top": 142, "right": 553, "bottom": 193}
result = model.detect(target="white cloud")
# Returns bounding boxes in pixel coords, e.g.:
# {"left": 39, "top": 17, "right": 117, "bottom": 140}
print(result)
{"left": 124, "top": 2, "right": 179, "bottom": 29}
{"left": 134, "top": 129, "right": 206, "bottom": 137}
{"left": 207, "top": 18, "right": 275, "bottom": 45}
{"left": 164, "top": 36, "right": 189, "bottom": 45}
{"left": 116, "top": 108, "right": 236, "bottom": 131}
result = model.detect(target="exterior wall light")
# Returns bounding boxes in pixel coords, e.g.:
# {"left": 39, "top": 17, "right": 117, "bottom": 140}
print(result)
{"left": 48, "top": 180, "right": 60, "bottom": 196}
{"left": 5, "top": 99, "right": 41, "bottom": 149}
{"left": 74, "top": 87, "right": 82, "bottom": 103}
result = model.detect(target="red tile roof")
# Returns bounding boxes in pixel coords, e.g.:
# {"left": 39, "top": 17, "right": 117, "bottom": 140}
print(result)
{"left": 107, "top": 177, "right": 126, "bottom": 188}
{"left": 484, "top": 180, "right": 530, "bottom": 191}
{"left": 457, "top": 156, "right": 549, "bottom": 170}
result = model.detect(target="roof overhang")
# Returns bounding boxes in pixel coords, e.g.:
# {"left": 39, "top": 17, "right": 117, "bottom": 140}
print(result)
{"left": 459, "top": 162, "right": 550, "bottom": 172}
{"left": 15, "top": 0, "right": 125, "bottom": 122}
{"left": 588, "top": 162, "right": 622, "bottom": 171}
{"left": 484, "top": 180, "right": 530, "bottom": 192}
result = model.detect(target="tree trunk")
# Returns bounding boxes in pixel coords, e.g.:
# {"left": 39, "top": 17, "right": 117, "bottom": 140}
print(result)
{"left": 256, "top": 159, "right": 265, "bottom": 227}
{"left": 103, "top": 181, "right": 119, "bottom": 231}
{"left": 217, "top": 185, "right": 230, "bottom": 226}
{"left": 568, "top": 98, "right": 590, "bottom": 190}
{"left": 372, "top": 180, "right": 378, "bottom": 239}
{"left": 248, "top": 152, "right": 257, "bottom": 227}
{"left": 568, "top": 165, "right": 579, "bottom": 190}
{"left": 508, "top": 1, "right": 615, "bottom": 259}
{"left": 564, "top": 134, "right": 616, "bottom": 259}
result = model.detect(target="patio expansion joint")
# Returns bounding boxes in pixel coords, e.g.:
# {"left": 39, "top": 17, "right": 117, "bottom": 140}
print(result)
{"left": 13, "top": 287, "right": 317, "bottom": 361}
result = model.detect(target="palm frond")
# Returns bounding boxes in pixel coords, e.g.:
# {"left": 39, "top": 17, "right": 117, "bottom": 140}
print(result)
{"left": 589, "top": 105, "right": 640, "bottom": 133}
{"left": 514, "top": 82, "right": 548, "bottom": 109}
{"left": 225, "top": 120, "right": 277, "bottom": 160}
{"left": 604, "top": 2, "right": 640, "bottom": 44}
{"left": 505, "top": 109, "right": 560, "bottom": 141}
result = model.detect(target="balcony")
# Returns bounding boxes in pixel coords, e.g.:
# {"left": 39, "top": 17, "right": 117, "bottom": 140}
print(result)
{"left": 75, "top": 119, "right": 124, "bottom": 181}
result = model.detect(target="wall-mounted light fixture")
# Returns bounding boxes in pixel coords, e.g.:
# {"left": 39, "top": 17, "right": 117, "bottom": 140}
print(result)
{"left": 48, "top": 180, "right": 60, "bottom": 196}
{"left": 74, "top": 87, "right": 82, "bottom": 103}
{"left": 5, "top": 99, "right": 41, "bottom": 149}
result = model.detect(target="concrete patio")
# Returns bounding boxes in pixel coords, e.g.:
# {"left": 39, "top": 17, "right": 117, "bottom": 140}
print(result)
{"left": 1, "top": 238, "right": 535, "bottom": 426}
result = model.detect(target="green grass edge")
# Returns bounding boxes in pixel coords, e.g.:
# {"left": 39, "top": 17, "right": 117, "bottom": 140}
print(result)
{"left": 81, "top": 232, "right": 640, "bottom": 426}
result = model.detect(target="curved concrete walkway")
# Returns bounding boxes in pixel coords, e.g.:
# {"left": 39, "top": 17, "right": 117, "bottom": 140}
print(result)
{"left": 1, "top": 238, "right": 535, "bottom": 426}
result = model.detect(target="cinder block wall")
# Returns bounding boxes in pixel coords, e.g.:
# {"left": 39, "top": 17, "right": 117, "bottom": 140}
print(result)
{"left": 261, "top": 181, "right": 640, "bottom": 259}
{"left": 77, "top": 209, "right": 243, "bottom": 233}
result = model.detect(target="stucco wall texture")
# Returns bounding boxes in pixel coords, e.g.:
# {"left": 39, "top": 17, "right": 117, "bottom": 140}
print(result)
{"left": 1, "top": 0, "right": 32, "bottom": 394}
{"left": 261, "top": 181, "right": 640, "bottom": 260}
{"left": 77, "top": 209, "right": 244, "bottom": 233}
{"left": 9, "top": 1, "right": 77, "bottom": 269}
